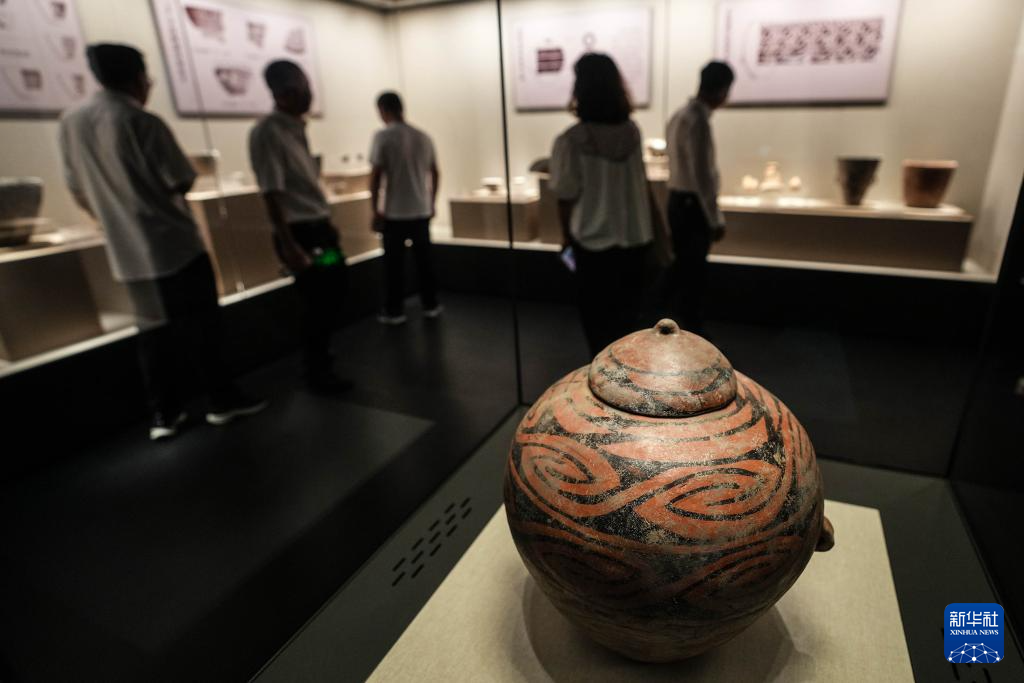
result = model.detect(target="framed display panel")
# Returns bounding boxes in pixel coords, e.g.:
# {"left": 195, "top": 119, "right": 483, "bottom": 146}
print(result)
{"left": 511, "top": 7, "right": 652, "bottom": 111}
{"left": 150, "top": 0, "right": 323, "bottom": 117}
{"left": 0, "top": 0, "right": 95, "bottom": 115}
{"left": 716, "top": 0, "right": 903, "bottom": 105}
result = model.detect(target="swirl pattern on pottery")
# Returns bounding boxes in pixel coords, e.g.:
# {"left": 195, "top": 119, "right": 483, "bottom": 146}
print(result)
{"left": 504, "top": 366, "right": 824, "bottom": 660}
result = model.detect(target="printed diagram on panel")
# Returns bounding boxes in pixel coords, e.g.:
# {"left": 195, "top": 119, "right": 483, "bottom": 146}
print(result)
{"left": 152, "top": 0, "right": 322, "bottom": 116}
{"left": 0, "top": 0, "right": 93, "bottom": 113}
{"left": 757, "top": 18, "right": 883, "bottom": 66}
{"left": 716, "top": 0, "right": 902, "bottom": 105}
{"left": 513, "top": 7, "right": 651, "bottom": 111}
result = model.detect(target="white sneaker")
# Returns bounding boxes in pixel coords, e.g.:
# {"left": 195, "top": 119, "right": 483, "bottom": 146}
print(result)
{"left": 377, "top": 312, "right": 408, "bottom": 325}
{"left": 423, "top": 305, "right": 444, "bottom": 319}
{"left": 206, "top": 395, "right": 269, "bottom": 426}
{"left": 150, "top": 411, "right": 187, "bottom": 441}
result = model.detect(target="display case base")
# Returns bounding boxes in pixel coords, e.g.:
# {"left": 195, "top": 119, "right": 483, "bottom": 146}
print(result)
{"left": 369, "top": 502, "right": 913, "bottom": 682}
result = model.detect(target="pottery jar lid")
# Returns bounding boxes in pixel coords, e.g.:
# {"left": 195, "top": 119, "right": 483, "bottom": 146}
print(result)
{"left": 588, "top": 319, "right": 737, "bottom": 417}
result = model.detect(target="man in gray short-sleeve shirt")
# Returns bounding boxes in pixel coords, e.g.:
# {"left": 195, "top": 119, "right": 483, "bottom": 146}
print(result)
{"left": 249, "top": 60, "right": 350, "bottom": 394}
{"left": 369, "top": 91, "right": 440, "bottom": 324}
{"left": 59, "top": 43, "right": 265, "bottom": 440}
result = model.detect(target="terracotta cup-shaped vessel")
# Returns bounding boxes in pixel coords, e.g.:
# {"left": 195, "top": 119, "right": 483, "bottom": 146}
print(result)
{"left": 903, "top": 160, "right": 957, "bottom": 208}
{"left": 837, "top": 157, "right": 880, "bottom": 206}
{"left": 504, "top": 320, "right": 834, "bottom": 663}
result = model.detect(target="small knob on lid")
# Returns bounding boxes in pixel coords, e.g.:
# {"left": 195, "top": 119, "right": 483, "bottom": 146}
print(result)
{"left": 588, "top": 320, "right": 737, "bottom": 417}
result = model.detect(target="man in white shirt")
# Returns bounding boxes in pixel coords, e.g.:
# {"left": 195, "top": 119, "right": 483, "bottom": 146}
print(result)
{"left": 369, "top": 92, "right": 440, "bottom": 325}
{"left": 665, "top": 61, "right": 734, "bottom": 334}
{"left": 250, "top": 60, "right": 350, "bottom": 394}
{"left": 60, "top": 43, "right": 265, "bottom": 440}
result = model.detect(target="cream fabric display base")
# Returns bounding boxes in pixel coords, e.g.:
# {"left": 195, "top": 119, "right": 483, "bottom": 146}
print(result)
{"left": 369, "top": 500, "right": 913, "bottom": 682}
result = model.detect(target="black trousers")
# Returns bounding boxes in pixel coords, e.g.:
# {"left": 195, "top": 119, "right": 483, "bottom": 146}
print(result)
{"left": 126, "top": 254, "right": 234, "bottom": 416}
{"left": 381, "top": 218, "right": 438, "bottom": 316}
{"left": 666, "top": 191, "right": 713, "bottom": 333}
{"left": 574, "top": 242, "right": 649, "bottom": 358}
{"left": 281, "top": 220, "right": 349, "bottom": 375}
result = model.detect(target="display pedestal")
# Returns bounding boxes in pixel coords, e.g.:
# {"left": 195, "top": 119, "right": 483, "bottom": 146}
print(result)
{"left": 0, "top": 235, "right": 105, "bottom": 361}
{"left": 648, "top": 175, "right": 972, "bottom": 271}
{"left": 189, "top": 187, "right": 284, "bottom": 295}
{"left": 369, "top": 501, "right": 913, "bottom": 682}
{"left": 450, "top": 194, "right": 539, "bottom": 242}
{"left": 329, "top": 191, "right": 378, "bottom": 259}
{"left": 715, "top": 196, "right": 972, "bottom": 271}
{"left": 188, "top": 187, "right": 378, "bottom": 296}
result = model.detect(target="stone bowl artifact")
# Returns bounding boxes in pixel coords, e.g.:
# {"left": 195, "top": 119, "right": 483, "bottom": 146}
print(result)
{"left": 0, "top": 176, "right": 43, "bottom": 221}
{"left": 0, "top": 177, "right": 44, "bottom": 246}
{"left": 903, "top": 160, "right": 957, "bottom": 208}
{"left": 188, "top": 151, "right": 220, "bottom": 177}
{"left": 482, "top": 176, "right": 505, "bottom": 194}
{"left": 504, "top": 320, "right": 834, "bottom": 663}
{"left": 837, "top": 157, "right": 880, "bottom": 206}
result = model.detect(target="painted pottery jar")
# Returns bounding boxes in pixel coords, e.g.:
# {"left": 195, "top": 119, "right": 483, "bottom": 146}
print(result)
{"left": 504, "top": 320, "right": 834, "bottom": 662}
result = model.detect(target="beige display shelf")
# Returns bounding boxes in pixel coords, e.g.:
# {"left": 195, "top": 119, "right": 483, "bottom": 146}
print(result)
{"left": 187, "top": 186, "right": 378, "bottom": 296}
{"left": 450, "top": 193, "right": 540, "bottom": 242}
{"left": 0, "top": 228, "right": 105, "bottom": 361}
{"left": 322, "top": 167, "right": 372, "bottom": 196}
{"left": 719, "top": 195, "right": 972, "bottom": 222}
{"left": 645, "top": 177, "right": 972, "bottom": 272}
{"left": 370, "top": 501, "right": 913, "bottom": 682}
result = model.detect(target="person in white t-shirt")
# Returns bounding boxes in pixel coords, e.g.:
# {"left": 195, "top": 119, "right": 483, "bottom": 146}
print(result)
{"left": 549, "top": 53, "right": 654, "bottom": 356}
{"left": 369, "top": 92, "right": 440, "bottom": 325}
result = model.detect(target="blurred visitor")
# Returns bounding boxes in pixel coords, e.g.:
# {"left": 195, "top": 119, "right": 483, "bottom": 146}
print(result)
{"left": 250, "top": 60, "right": 351, "bottom": 394}
{"left": 60, "top": 43, "right": 266, "bottom": 441}
{"left": 370, "top": 91, "right": 441, "bottom": 325}
{"left": 549, "top": 53, "right": 654, "bottom": 356}
{"left": 665, "top": 60, "right": 734, "bottom": 334}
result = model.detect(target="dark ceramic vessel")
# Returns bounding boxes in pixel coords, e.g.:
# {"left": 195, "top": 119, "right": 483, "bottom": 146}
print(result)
{"left": 504, "top": 320, "right": 834, "bottom": 662}
{"left": 837, "top": 157, "right": 880, "bottom": 206}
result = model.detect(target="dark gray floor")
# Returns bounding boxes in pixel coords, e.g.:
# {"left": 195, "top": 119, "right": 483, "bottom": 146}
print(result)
{"left": 0, "top": 294, "right": 519, "bottom": 683}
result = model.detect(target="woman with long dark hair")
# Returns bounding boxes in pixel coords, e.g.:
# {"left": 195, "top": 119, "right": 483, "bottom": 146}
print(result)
{"left": 549, "top": 53, "right": 655, "bottom": 356}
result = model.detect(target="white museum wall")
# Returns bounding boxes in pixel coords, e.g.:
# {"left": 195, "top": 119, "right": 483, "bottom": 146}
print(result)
{"left": 0, "top": 0, "right": 398, "bottom": 228}
{"left": 967, "top": 9, "right": 1024, "bottom": 274}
